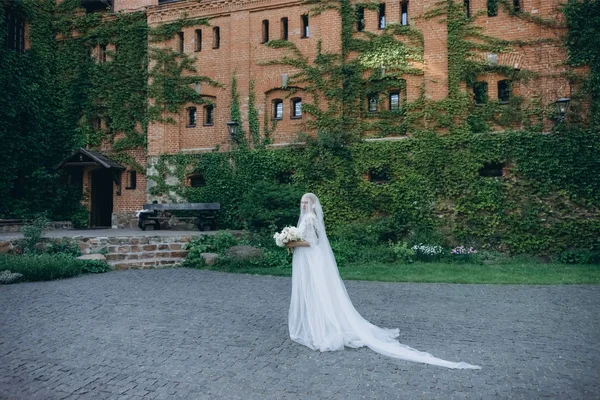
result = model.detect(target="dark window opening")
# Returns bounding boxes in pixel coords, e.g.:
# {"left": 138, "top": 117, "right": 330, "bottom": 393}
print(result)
{"left": 213, "top": 27, "right": 220, "bottom": 49}
{"left": 513, "top": 0, "right": 520, "bottom": 12}
{"left": 401, "top": 1, "right": 409, "bottom": 26}
{"left": 204, "top": 105, "right": 214, "bottom": 125}
{"left": 126, "top": 171, "right": 137, "bottom": 190}
{"left": 379, "top": 4, "right": 386, "bottom": 29}
{"left": 356, "top": 7, "right": 365, "bottom": 32}
{"left": 479, "top": 162, "right": 504, "bottom": 177}
{"left": 262, "top": 20, "right": 269, "bottom": 43}
{"left": 195, "top": 29, "right": 202, "bottom": 52}
{"left": 368, "top": 167, "right": 392, "bottom": 184}
{"left": 291, "top": 98, "right": 302, "bottom": 118}
{"left": 91, "top": 117, "right": 101, "bottom": 130}
{"left": 473, "top": 81, "right": 488, "bottom": 105}
{"left": 276, "top": 171, "right": 294, "bottom": 184}
{"left": 487, "top": 0, "right": 498, "bottom": 17}
{"left": 389, "top": 92, "right": 400, "bottom": 111}
{"left": 105, "top": 116, "right": 112, "bottom": 133}
{"left": 368, "top": 95, "right": 379, "bottom": 113}
{"left": 177, "top": 31, "right": 184, "bottom": 53}
{"left": 301, "top": 15, "right": 309, "bottom": 38}
{"left": 6, "top": 11, "right": 25, "bottom": 53}
{"left": 464, "top": 0, "right": 470, "bottom": 18}
{"left": 189, "top": 175, "right": 206, "bottom": 187}
{"left": 187, "top": 107, "right": 197, "bottom": 127}
{"left": 99, "top": 44, "right": 107, "bottom": 62}
{"left": 281, "top": 17, "right": 288, "bottom": 40}
{"left": 498, "top": 80, "right": 511, "bottom": 103}
{"left": 82, "top": 0, "right": 112, "bottom": 13}
{"left": 273, "top": 99, "right": 283, "bottom": 120}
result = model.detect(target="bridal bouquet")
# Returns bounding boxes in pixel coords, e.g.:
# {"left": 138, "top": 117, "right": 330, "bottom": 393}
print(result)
{"left": 273, "top": 226, "right": 302, "bottom": 248}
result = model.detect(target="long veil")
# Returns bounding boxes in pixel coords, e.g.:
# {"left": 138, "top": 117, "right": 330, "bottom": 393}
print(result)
{"left": 292, "top": 193, "right": 481, "bottom": 370}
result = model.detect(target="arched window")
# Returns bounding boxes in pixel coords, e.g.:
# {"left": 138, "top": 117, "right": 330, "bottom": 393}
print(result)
{"left": 378, "top": 4, "right": 386, "bottom": 29}
{"left": 281, "top": 18, "right": 289, "bottom": 40}
{"left": 262, "top": 20, "right": 269, "bottom": 43}
{"left": 187, "top": 107, "right": 197, "bottom": 127}
{"left": 497, "top": 80, "right": 511, "bottom": 103}
{"left": 368, "top": 95, "right": 379, "bottom": 113}
{"left": 473, "top": 82, "right": 488, "bottom": 105}
{"left": 291, "top": 98, "right": 302, "bottom": 118}
{"left": 273, "top": 99, "right": 284, "bottom": 120}
{"left": 301, "top": 15, "right": 309, "bottom": 38}
{"left": 195, "top": 29, "right": 202, "bottom": 52}
{"left": 204, "top": 104, "right": 214, "bottom": 125}
{"left": 213, "top": 27, "right": 220, "bottom": 49}
{"left": 356, "top": 6, "right": 365, "bottom": 32}
{"left": 389, "top": 91, "right": 400, "bottom": 111}
{"left": 401, "top": 1, "right": 409, "bottom": 26}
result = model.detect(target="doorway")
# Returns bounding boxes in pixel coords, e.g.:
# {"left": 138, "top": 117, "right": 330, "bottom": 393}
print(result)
{"left": 91, "top": 169, "right": 114, "bottom": 227}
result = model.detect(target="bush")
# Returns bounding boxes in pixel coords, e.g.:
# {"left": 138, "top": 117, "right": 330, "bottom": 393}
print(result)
{"left": 0, "top": 254, "right": 84, "bottom": 281}
{"left": 47, "top": 238, "right": 81, "bottom": 257}
{"left": 239, "top": 181, "right": 304, "bottom": 232}
{"left": 331, "top": 217, "right": 404, "bottom": 247}
{"left": 330, "top": 239, "right": 396, "bottom": 267}
{"left": 184, "top": 232, "right": 240, "bottom": 268}
{"left": 79, "top": 259, "right": 111, "bottom": 274}
{"left": 411, "top": 243, "right": 444, "bottom": 262}
{"left": 391, "top": 242, "right": 415, "bottom": 264}
{"left": 20, "top": 215, "right": 49, "bottom": 254}
{"left": 0, "top": 270, "right": 24, "bottom": 284}
{"left": 559, "top": 250, "right": 600, "bottom": 265}
{"left": 71, "top": 205, "right": 90, "bottom": 229}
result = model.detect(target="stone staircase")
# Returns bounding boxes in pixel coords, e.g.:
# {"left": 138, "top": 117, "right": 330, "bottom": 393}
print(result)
{"left": 80, "top": 235, "right": 194, "bottom": 270}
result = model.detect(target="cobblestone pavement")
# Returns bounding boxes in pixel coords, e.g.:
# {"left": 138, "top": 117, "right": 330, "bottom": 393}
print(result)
{"left": 1, "top": 269, "right": 598, "bottom": 400}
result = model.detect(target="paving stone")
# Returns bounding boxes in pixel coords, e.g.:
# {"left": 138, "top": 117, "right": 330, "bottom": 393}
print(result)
{"left": 0, "top": 269, "right": 598, "bottom": 399}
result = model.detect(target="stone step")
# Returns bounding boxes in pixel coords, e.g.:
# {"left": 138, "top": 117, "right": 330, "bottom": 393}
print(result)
{"left": 110, "top": 258, "right": 184, "bottom": 270}
{"left": 105, "top": 250, "right": 188, "bottom": 262}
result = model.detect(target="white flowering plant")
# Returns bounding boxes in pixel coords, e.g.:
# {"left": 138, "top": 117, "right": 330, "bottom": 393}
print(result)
{"left": 273, "top": 226, "right": 303, "bottom": 248}
{"left": 411, "top": 243, "right": 444, "bottom": 262}
{"left": 450, "top": 245, "right": 480, "bottom": 264}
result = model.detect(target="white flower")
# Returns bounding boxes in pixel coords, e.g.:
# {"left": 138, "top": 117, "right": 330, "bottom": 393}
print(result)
{"left": 273, "top": 226, "right": 303, "bottom": 247}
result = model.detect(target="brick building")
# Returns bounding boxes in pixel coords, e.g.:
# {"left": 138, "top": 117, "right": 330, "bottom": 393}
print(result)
{"left": 54, "top": 0, "right": 572, "bottom": 227}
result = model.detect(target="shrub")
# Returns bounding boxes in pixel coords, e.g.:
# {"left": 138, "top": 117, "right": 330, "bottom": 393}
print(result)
{"left": 79, "top": 259, "right": 111, "bottom": 274}
{"left": 559, "top": 250, "right": 600, "bottom": 265}
{"left": 411, "top": 243, "right": 444, "bottom": 262}
{"left": 330, "top": 239, "right": 396, "bottom": 267}
{"left": 239, "top": 181, "right": 304, "bottom": 232}
{"left": 331, "top": 217, "right": 404, "bottom": 247}
{"left": 447, "top": 246, "right": 482, "bottom": 264}
{"left": 20, "top": 215, "right": 49, "bottom": 254}
{"left": 71, "top": 205, "right": 90, "bottom": 229}
{"left": 184, "top": 232, "right": 240, "bottom": 268}
{"left": 0, "top": 270, "right": 23, "bottom": 284}
{"left": 0, "top": 254, "right": 84, "bottom": 281}
{"left": 46, "top": 238, "right": 81, "bottom": 257}
{"left": 391, "top": 242, "right": 415, "bottom": 264}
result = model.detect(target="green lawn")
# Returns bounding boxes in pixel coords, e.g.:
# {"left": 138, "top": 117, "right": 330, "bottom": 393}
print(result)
{"left": 196, "top": 262, "right": 600, "bottom": 285}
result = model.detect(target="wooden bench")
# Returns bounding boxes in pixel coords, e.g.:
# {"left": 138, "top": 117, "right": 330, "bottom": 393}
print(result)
{"left": 137, "top": 203, "right": 220, "bottom": 231}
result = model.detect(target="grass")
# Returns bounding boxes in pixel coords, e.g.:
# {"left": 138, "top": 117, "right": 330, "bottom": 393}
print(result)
{"left": 192, "top": 261, "right": 600, "bottom": 285}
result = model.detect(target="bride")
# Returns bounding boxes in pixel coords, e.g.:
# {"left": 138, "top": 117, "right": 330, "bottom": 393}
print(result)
{"left": 286, "top": 193, "right": 481, "bottom": 369}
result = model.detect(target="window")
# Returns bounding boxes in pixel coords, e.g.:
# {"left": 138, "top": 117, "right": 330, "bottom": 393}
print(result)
{"left": 389, "top": 92, "right": 400, "bottom": 111}
{"left": 291, "top": 98, "right": 302, "bottom": 118}
{"left": 281, "top": 17, "right": 288, "bottom": 40}
{"left": 91, "top": 117, "right": 101, "bottom": 130}
{"left": 479, "top": 162, "right": 504, "bottom": 177}
{"left": 378, "top": 4, "right": 386, "bottom": 29}
{"left": 99, "top": 44, "right": 107, "bottom": 63}
{"left": 301, "top": 15, "right": 309, "bottom": 38}
{"left": 356, "top": 7, "right": 365, "bottom": 32}
{"left": 262, "top": 20, "right": 269, "bottom": 43}
{"left": 189, "top": 175, "right": 206, "bottom": 187}
{"left": 273, "top": 99, "right": 283, "bottom": 120}
{"left": 204, "top": 105, "right": 214, "bottom": 125}
{"left": 401, "top": 1, "right": 409, "bottom": 26}
{"left": 487, "top": 0, "right": 498, "bottom": 17}
{"left": 473, "top": 82, "right": 488, "bottom": 105}
{"left": 497, "top": 80, "right": 511, "bottom": 103}
{"left": 513, "top": 0, "right": 520, "bottom": 12}
{"left": 464, "top": 0, "right": 470, "bottom": 18}
{"left": 126, "top": 171, "right": 137, "bottom": 190}
{"left": 195, "top": 29, "right": 202, "bottom": 52}
{"left": 368, "top": 95, "right": 379, "bottom": 113}
{"left": 368, "top": 167, "right": 392, "bottom": 184}
{"left": 213, "top": 27, "right": 220, "bottom": 49}
{"left": 6, "top": 11, "right": 25, "bottom": 53}
{"left": 177, "top": 32, "right": 184, "bottom": 53}
{"left": 187, "top": 107, "right": 197, "bottom": 127}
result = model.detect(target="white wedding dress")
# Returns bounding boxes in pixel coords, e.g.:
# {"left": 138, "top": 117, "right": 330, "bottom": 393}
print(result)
{"left": 288, "top": 193, "right": 481, "bottom": 369}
